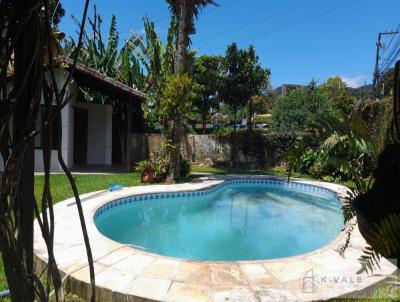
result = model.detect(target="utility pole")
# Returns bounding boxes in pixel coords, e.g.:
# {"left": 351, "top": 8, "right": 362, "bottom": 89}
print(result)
{"left": 373, "top": 31, "right": 399, "bottom": 98}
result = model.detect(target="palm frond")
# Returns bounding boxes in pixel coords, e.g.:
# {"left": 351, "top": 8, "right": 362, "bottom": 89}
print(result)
{"left": 358, "top": 213, "right": 400, "bottom": 274}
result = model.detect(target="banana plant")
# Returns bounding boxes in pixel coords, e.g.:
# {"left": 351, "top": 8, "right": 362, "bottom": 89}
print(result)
{"left": 66, "top": 8, "right": 145, "bottom": 100}
{"left": 65, "top": 6, "right": 145, "bottom": 170}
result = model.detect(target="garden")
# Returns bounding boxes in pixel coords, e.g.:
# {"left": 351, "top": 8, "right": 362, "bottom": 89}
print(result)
{"left": 1, "top": 0, "right": 400, "bottom": 301}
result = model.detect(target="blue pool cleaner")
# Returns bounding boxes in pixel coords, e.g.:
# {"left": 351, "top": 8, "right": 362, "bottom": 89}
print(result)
{"left": 109, "top": 184, "right": 123, "bottom": 192}
{"left": 67, "top": 184, "right": 124, "bottom": 206}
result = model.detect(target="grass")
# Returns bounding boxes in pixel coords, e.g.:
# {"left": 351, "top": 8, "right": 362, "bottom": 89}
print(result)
{"left": 34, "top": 172, "right": 142, "bottom": 204}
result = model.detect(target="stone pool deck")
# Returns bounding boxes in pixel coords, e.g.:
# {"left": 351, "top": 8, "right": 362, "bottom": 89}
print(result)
{"left": 34, "top": 175, "right": 397, "bottom": 302}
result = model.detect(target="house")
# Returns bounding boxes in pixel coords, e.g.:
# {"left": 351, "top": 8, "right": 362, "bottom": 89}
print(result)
{"left": 0, "top": 58, "right": 147, "bottom": 172}
{"left": 275, "top": 83, "right": 304, "bottom": 97}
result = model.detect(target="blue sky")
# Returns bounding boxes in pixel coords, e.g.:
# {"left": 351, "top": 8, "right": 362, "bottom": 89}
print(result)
{"left": 60, "top": 0, "right": 400, "bottom": 88}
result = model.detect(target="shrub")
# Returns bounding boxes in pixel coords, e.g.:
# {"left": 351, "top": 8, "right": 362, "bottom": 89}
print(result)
{"left": 359, "top": 98, "right": 393, "bottom": 153}
{"left": 135, "top": 153, "right": 169, "bottom": 182}
{"left": 272, "top": 83, "right": 339, "bottom": 133}
{"left": 180, "top": 159, "right": 191, "bottom": 177}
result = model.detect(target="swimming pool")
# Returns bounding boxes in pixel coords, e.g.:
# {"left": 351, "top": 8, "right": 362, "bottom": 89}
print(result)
{"left": 94, "top": 179, "right": 343, "bottom": 261}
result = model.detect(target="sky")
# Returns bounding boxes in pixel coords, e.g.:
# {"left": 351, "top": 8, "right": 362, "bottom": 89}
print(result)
{"left": 60, "top": 0, "right": 400, "bottom": 89}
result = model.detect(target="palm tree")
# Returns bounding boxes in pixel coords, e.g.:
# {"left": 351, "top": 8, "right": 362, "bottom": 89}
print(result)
{"left": 165, "top": 0, "right": 218, "bottom": 181}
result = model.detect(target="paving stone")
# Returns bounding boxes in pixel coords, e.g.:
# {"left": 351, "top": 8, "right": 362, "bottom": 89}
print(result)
{"left": 240, "top": 263, "right": 277, "bottom": 285}
{"left": 211, "top": 285, "right": 257, "bottom": 302}
{"left": 174, "top": 262, "right": 210, "bottom": 285}
{"left": 142, "top": 258, "right": 182, "bottom": 280}
{"left": 210, "top": 264, "right": 247, "bottom": 286}
{"left": 252, "top": 285, "right": 299, "bottom": 302}
{"left": 165, "top": 281, "right": 210, "bottom": 302}
{"left": 121, "top": 276, "right": 172, "bottom": 301}
{"left": 264, "top": 260, "right": 317, "bottom": 283}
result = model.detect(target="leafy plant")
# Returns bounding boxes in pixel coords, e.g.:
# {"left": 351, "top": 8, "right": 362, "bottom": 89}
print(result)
{"left": 180, "top": 159, "right": 191, "bottom": 177}
{"left": 135, "top": 153, "right": 169, "bottom": 182}
{"left": 288, "top": 113, "right": 376, "bottom": 183}
{"left": 272, "top": 81, "right": 340, "bottom": 133}
{"left": 159, "top": 74, "right": 196, "bottom": 120}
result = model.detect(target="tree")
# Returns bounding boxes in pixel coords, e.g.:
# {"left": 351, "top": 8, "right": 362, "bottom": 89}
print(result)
{"left": 165, "top": 0, "right": 217, "bottom": 181}
{"left": 220, "top": 43, "right": 269, "bottom": 130}
{"left": 252, "top": 94, "right": 272, "bottom": 115}
{"left": 49, "top": 0, "right": 65, "bottom": 27}
{"left": 243, "top": 46, "right": 270, "bottom": 129}
{"left": 272, "top": 81, "right": 339, "bottom": 133}
{"left": 0, "top": 1, "right": 95, "bottom": 301}
{"left": 320, "top": 76, "right": 356, "bottom": 117}
{"left": 191, "top": 55, "right": 222, "bottom": 131}
{"left": 159, "top": 74, "right": 196, "bottom": 170}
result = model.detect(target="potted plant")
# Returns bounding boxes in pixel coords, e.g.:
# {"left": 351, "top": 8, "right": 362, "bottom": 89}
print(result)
{"left": 135, "top": 160, "right": 156, "bottom": 183}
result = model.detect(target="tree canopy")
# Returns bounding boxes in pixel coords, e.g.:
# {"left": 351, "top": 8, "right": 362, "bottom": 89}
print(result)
{"left": 272, "top": 82, "right": 339, "bottom": 133}
{"left": 320, "top": 76, "right": 356, "bottom": 116}
{"left": 219, "top": 43, "right": 270, "bottom": 128}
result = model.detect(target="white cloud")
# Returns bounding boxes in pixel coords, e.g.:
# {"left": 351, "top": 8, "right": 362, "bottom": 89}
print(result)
{"left": 340, "top": 74, "right": 370, "bottom": 88}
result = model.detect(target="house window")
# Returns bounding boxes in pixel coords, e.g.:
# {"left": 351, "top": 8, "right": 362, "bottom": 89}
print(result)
{"left": 34, "top": 106, "right": 61, "bottom": 150}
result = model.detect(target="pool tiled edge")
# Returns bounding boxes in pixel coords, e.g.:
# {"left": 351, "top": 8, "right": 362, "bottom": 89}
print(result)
{"left": 33, "top": 175, "right": 397, "bottom": 302}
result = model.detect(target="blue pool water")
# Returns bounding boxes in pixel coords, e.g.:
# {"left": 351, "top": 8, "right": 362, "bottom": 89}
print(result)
{"left": 94, "top": 180, "right": 343, "bottom": 261}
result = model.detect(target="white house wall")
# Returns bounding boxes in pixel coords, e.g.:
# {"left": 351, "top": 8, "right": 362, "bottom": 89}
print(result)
{"left": 73, "top": 102, "right": 113, "bottom": 165}
{"left": 0, "top": 69, "right": 76, "bottom": 172}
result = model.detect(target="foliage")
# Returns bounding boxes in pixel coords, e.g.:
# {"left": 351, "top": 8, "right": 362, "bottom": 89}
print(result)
{"left": 359, "top": 98, "right": 393, "bottom": 153}
{"left": 165, "top": 0, "right": 217, "bottom": 181}
{"left": 320, "top": 76, "right": 356, "bottom": 116}
{"left": 296, "top": 149, "right": 329, "bottom": 179}
{"left": 215, "top": 130, "right": 299, "bottom": 167}
{"left": 67, "top": 8, "right": 145, "bottom": 103}
{"left": 160, "top": 74, "right": 197, "bottom": 121}
{"left": 166, "top": 0, "right": 218, "bottom": 54}
{"left": 191, "top": 55, "right": 222, "bottom": 129}
{"left": 49, "top": 0, "right": 65, "bottom": 27}
{"left": 220, "top": 43, "right": 270, "bottom": 127}
{"left": 272, "top": 81, "right": 339, "bottom": 133}
{"left": 287, "top": 114, "right": 375, "bottom": 182}
{"left": 351, "top": 143, "right": 400, "bottom": 274}
{"left": 135, "top": 154, "right": 169, "bottom": 182}
{"left": 180, "top": 159, "right": 191, "bottom": 177}
{"left": 129, "top": 16, "right": 176, "bottom": 131}
{"left": 252, "top": 95, "right": 272, "bottom": 115}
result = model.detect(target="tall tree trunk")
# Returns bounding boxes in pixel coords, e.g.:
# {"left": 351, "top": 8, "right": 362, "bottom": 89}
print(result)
{"left": 166, "top": 118, "right": 182, "bottom": 182}
{"left": 175, "top": 0, "right": 187, "bottom": 75}
{"left": 231, "top": 109, "right": 238, "bottom": 168}
{"left": 167, "top": 0, "right": 188, "bottom": 181}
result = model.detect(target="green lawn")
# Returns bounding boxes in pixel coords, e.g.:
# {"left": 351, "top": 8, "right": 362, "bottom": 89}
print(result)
{"left": 34, "top": 172, "right": 142, "bottom": 204}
